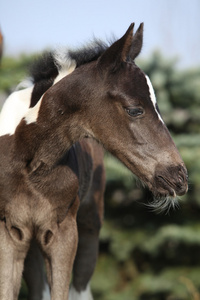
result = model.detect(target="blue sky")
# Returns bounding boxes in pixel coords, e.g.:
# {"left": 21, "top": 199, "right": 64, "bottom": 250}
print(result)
{"left": 0, "top": 0, "right": 200, "bottom": 68}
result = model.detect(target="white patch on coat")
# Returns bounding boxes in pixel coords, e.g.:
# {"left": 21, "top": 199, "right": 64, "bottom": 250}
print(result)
{"left": 0, "top": 50, "right": 76, "bottom": 130}
{"left": 0, "top": 86, "right": 33, "bottom": 136}
{"left": 42, "top": 283, "right": 50, "bottom": 300}
{"left": 24, "top": 52, "right": 76, "bottom": 125}
{"left": 69, "top": 284, "right": 93, "bottom": 300}
{"left": 25, "top": 67, "right": 75, "bottom": 125}
{"left": 145, "top": 75, "right": 164, "bottom": 123}
{"left": 24, "top": 95, "right": 43, "bottom": 124}
{"left": 53, "top": 48, "right": 76, "bottom": 68}
{"left": 53, "top": 48, "right": 76, "bottom": 84}
{"left": 53, "top": 64, "right": 76, "bottom": 85}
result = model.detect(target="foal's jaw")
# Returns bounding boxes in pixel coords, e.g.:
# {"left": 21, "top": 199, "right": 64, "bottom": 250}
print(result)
{"left": 114, "top": 147, "right": 188, "bottom": 201}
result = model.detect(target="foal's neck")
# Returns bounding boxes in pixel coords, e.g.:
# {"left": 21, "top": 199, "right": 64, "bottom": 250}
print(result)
{"left": 14, "top": 98, "right": 81, "bottom": 171}
{"left": 14, "top": 62, "right": 98, "bottom": 171}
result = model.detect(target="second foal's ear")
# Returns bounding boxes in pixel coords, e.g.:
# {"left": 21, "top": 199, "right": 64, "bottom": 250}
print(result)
{"left": 98, "top": 23, "right": 144, "bottom": 71}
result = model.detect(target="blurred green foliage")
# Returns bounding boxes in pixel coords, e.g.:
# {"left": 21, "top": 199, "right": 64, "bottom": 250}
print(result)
{"left": 0, "top": 51, "right": 200, "bottom": 300}
{"left": 0, "top": 54, "right": 36, "bottom": 93}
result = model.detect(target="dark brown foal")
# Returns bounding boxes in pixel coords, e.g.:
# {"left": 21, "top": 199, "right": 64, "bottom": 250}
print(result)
{"left": 0, "top": 23, "right": 187, "bottom": 300}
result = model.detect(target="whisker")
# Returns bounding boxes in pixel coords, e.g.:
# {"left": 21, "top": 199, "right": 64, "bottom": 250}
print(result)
{"left": 136, "top": 177, "right": 180, "bottom": 214}
{"left": 136, "top": 178, "right": 147, "bottom": 189}
{"left": 145, "top": 196, "right": 179, "bottom": 215}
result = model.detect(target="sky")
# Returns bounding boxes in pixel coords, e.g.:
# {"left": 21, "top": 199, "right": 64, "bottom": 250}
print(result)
{"left": 0, "top": 0, "right": 200, "bottom": 68}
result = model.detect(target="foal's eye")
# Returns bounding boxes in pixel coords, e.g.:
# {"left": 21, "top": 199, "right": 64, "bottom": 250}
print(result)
{"left": 125, "top": 108, "right": 144, "bottom": 117}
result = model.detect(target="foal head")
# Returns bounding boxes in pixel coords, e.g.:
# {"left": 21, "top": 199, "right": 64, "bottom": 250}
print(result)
{"left": 35, "top": 23, "right": 188, "bottom": 210}
{"left": 75, "top": 23, "right": 188, "bottom": 204}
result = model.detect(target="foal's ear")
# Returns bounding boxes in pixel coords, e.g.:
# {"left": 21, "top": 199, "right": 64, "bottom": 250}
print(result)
{"left": 98, "top": 23, "right": 135, "bottom": 71}
{"left": 129, "top": 23, "right": 144, "bottom": 60}
{"left": 98, "top": 23, "right": 144, "bottom": 71}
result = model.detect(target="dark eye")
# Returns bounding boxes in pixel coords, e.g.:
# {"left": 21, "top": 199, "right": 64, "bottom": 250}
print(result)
{"left": 125, "top": 107, "right": 144, "bottom": 117}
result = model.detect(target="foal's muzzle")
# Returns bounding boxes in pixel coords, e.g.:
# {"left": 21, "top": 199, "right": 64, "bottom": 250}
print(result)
{"left": 154, "top": 164, "right": 188, "bottom": 198}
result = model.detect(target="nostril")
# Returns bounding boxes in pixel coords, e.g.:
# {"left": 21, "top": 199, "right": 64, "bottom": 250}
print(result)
{"left": 177, "top": 168, "right": 188, "bottom": 195}
{"left": 154, "top": 165, "right": 188, "bottom": 197}
{"left": 178, "top": 174, "right": 184, "bottom": 184}
{"left": 178, "top": 167, "right": 188, "bottom": 184}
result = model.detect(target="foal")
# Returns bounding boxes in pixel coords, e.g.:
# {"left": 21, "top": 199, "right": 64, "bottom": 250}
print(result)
{"left": 0, "top": 23, "right": 188, "bottom": 300}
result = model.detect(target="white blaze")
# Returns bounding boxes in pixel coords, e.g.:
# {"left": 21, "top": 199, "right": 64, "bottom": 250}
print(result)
{"left": 145, "top": 75, "right": 164, "bottom": 123}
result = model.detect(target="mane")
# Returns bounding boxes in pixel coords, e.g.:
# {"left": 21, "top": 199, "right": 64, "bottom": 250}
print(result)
{"left": 29, "top": 39, "right": 110, "bottom": 84}
{"left": 68, "top": 38, "right": 109, "bottom": 67}
{"left": 30, "top": 52, "right": 58, "bottom": 83}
